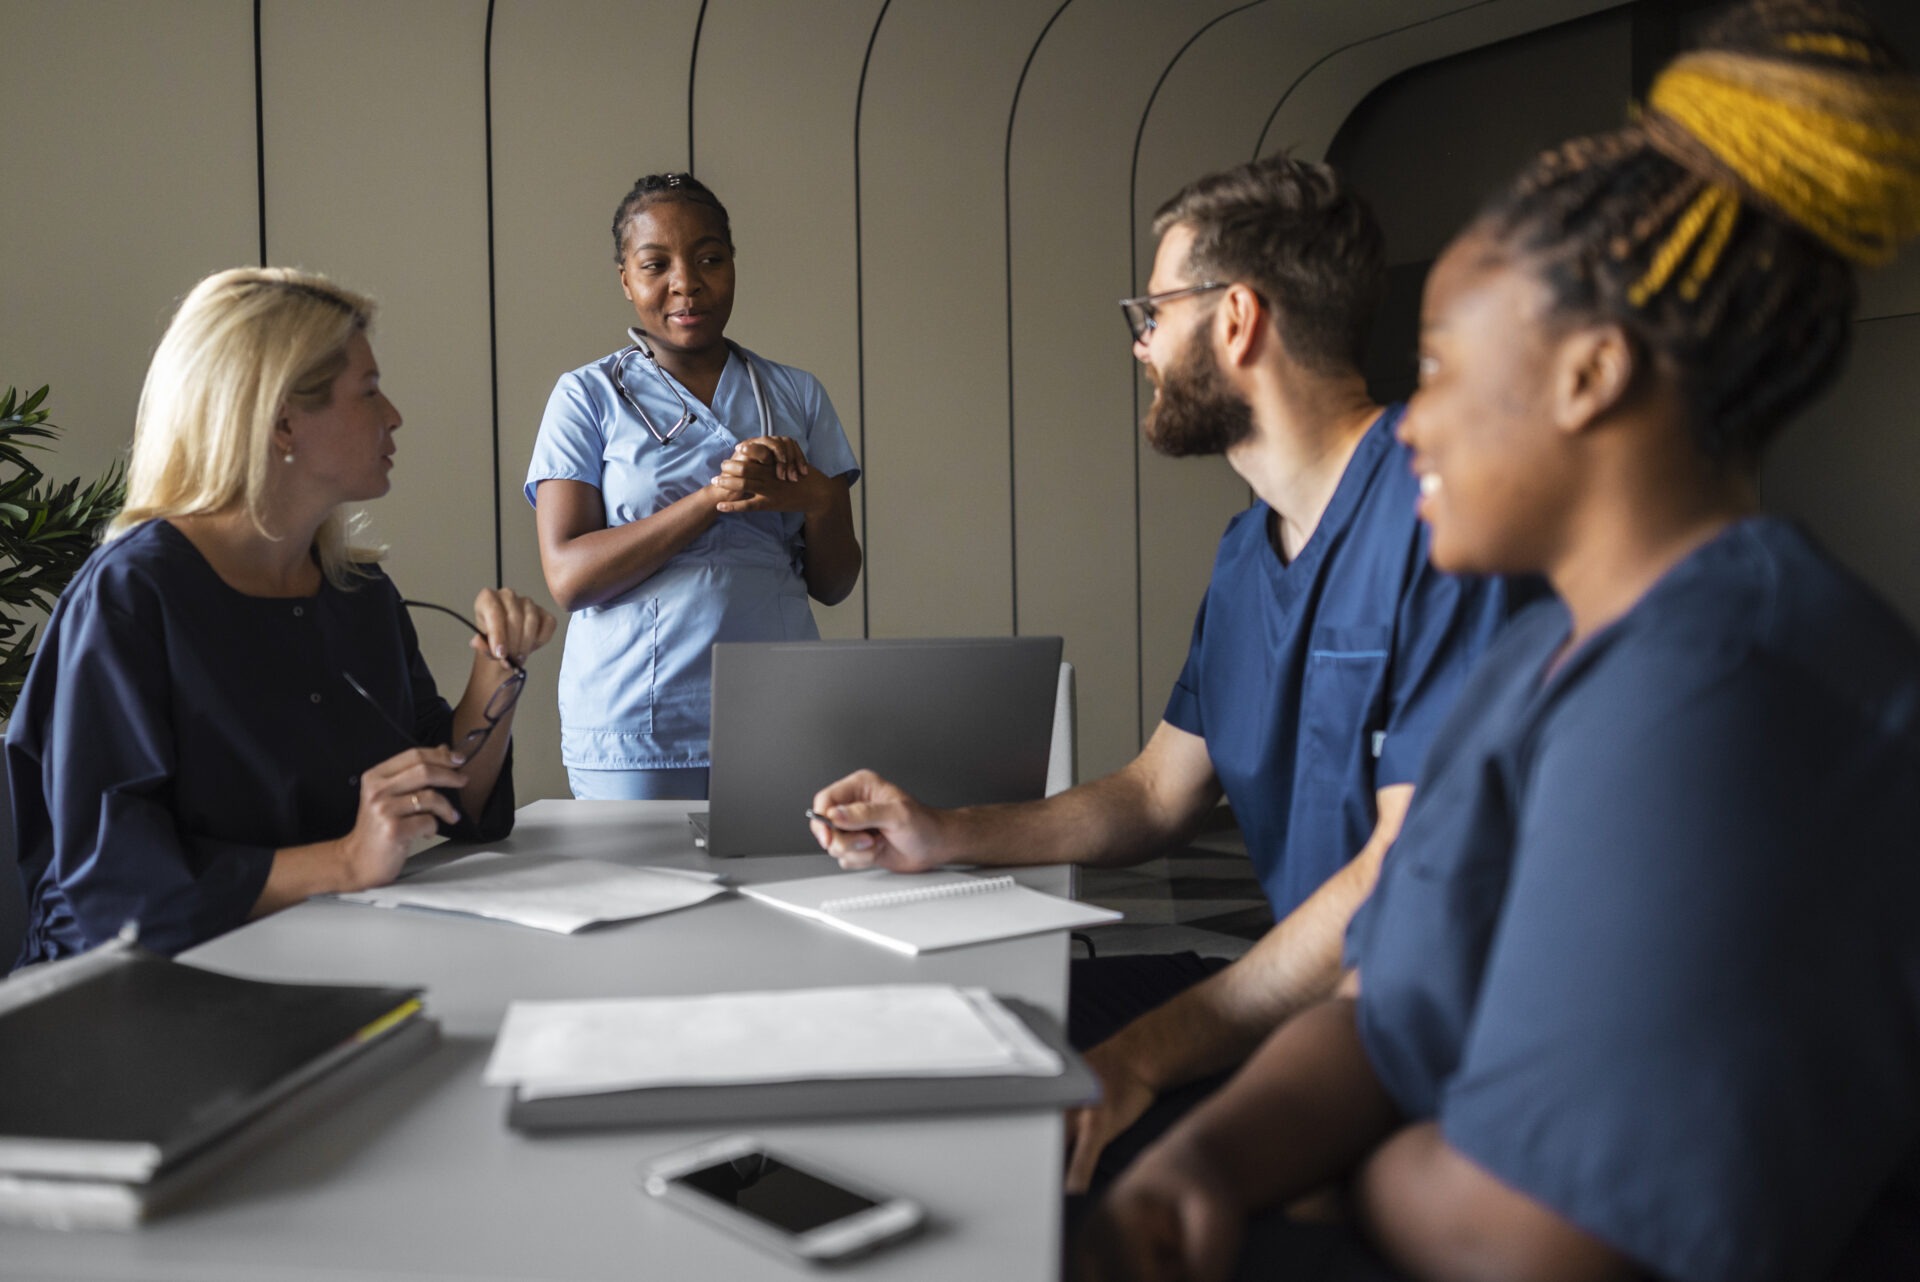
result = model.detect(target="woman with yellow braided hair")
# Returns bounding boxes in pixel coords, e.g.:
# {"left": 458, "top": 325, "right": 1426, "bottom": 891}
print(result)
{"left": 1077, "top": 3, "right": 1920, "bottom": 1280}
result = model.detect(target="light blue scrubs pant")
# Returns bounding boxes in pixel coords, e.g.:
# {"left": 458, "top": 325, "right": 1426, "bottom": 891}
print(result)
{"left": 568, "top": 766, "right": 710, "bottom": 801}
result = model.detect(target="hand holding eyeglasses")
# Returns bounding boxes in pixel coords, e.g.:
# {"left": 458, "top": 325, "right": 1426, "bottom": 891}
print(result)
{"left": 448, "top": 589, "right": 553, "bottom": 768}
{"left": 347, "top": 594, "right": 554, "bottom": 767}
{"left": 468, "top": 587, "right": 557, "bottom": 670}
{"left": 332, "top": 592, "right": 553, "bottom": 895}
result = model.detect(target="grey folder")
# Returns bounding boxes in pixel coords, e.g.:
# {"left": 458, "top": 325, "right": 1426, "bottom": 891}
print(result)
{"left": 504, "top": 998, "right": 1094, "bottom": 1134}
{"left": 702, "top": 636, "right": 1064, "bottom": 857}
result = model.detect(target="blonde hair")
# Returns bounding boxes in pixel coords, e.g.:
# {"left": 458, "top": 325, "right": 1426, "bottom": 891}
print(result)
{"left": 109, "top": 267, "right": 384, "bottom": 587}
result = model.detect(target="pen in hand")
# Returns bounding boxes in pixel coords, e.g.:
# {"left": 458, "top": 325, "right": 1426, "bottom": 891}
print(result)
{"left": 806, "top": 807, "right": 880, "bottom": 860}
{"left": 804, "top": 806, "right": 852, "bottom": 833}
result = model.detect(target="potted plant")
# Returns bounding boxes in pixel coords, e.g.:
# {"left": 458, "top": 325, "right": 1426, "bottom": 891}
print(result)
{"left": 0, "top": 385, "right": 126, "bottom": 719}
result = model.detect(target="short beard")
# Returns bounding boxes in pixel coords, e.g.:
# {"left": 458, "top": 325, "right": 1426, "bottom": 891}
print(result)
{"left": 1142, "top": 328, "right": 1255, "bottom": 458}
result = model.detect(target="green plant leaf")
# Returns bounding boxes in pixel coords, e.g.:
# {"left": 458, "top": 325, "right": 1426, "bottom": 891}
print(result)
{"left": 0, "top": 385, "right": 125, "bottom": 719}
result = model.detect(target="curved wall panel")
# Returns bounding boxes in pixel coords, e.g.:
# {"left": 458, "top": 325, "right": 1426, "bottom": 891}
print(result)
{"left": 1128, "top": 1, "right": 1359, "bottom": 747}
{"left": 692, "top": 0, "right": 888, "bottom": 641}
{"left": 261, "top": 0, "right": 497, "bottom": 692}
{"left": 1007, "top": 0, "right": 1253, "bottom": 781}
{"left": 490, "top": 0, "right": 704, "bottom": 801}
{"left": 1255, "top": 0, "right": 1627, "bottom": 164}
{"left": 855, "top": 2, "right": 1068, "bottom": 641}
{"left": 0, "top": 0, "right": 255, "bottom": 497}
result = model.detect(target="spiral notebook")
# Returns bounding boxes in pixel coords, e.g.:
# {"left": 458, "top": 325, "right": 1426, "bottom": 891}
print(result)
{"left": 737, "top": 869, "right": 1119, "bottom": 955}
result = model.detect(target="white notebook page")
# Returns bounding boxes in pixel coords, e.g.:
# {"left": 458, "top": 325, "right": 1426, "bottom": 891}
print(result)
{"left": 333, "top": 851, "right": 725, "bottom": 934}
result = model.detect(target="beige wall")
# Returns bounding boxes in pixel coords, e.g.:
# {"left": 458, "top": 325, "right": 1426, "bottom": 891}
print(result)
{"left": 4, "top": 0, "right": 1644, "bottom": 799}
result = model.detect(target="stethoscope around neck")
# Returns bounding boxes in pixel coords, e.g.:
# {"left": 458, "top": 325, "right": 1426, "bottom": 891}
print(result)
{"left": 612, "top": 326, "right": 771, "bottom": 446}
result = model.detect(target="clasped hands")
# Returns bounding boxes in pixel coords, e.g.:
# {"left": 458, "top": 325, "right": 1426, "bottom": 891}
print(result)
{"left": 709, "top": 436, "right": 832, "bottom": 517}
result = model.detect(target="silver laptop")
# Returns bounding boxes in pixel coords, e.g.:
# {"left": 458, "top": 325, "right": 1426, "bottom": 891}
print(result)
{"left": 696, "top": 636, "right": 1064, "bottom": 856}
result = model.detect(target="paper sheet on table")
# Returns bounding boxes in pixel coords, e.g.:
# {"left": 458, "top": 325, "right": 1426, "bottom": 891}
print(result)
{"left": 484, "top": 984, "right": 1063, "bottom": 1098}
{"left": 333, "top": 851, "right": 726, "bottom": 934}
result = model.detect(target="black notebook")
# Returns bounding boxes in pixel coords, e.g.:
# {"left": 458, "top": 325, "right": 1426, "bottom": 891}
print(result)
{"left": 0, "top": 1018, "right": 437, "bottom": 1230}
{"left": 0, "top": 936, "right": 428, "bottom": 1185}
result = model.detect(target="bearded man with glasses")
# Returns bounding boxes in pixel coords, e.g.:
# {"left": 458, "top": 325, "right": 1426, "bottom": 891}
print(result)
{"left": 811, "top": 155, "right": 1527, "bottom": 1194}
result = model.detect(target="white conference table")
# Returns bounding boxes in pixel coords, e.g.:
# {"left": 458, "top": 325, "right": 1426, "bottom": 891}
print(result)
{"left": 1, "top": 800, "right": 1079, "bottom": 1282}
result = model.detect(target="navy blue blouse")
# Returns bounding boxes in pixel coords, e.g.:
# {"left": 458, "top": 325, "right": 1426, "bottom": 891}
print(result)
{"left": 7, "top": 520, "right": 514, "bottom": 964}
{"left": 1348, "top": 518, "right": 1920, "bottom": 1282}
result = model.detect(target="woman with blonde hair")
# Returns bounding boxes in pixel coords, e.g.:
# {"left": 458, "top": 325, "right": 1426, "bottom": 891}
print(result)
{"left": 7, "top": 267, "right": 553, "bottom": 965}
{"left": 1081, "top": 2, "right": 1920, "bottom": 1278}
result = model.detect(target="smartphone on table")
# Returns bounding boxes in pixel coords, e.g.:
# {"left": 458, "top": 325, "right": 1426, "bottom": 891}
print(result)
{"left": 642, "top": 1134, "right": 925, "bottom": 1264}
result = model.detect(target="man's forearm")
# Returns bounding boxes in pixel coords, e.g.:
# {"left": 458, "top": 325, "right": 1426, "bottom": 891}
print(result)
{"left": 936, "top": 722, "right": 1224, "bottom": 870}
{"left": 942, "top": 770, "right": 1206, "bottom": 869}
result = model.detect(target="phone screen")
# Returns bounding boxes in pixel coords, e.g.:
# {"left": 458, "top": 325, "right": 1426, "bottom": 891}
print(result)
{"left": 677, "top": 1152, "right": 879, "bottom": 1235}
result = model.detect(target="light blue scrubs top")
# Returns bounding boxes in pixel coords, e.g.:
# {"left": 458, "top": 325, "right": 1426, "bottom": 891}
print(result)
{"left": 524, "top": 343, "right": 860, "bottom": 770}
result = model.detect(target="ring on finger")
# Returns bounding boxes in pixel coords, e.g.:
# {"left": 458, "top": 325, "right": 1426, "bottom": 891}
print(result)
{"left": 409, "top": 792, "right": 420, "bottom": 815}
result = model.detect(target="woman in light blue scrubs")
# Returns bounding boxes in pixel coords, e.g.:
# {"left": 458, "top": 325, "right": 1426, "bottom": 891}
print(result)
{"left": 1077, "top": 3, "right": 1920, "bottom": 1279}
{"left": 526, "top": 174, "right": 862, "bottom": 800}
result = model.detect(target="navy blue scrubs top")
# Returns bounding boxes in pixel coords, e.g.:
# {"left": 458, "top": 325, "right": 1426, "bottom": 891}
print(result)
{"left": 1164, "top": 406, "right": 1517, "bottom": 919}
{"left": 1348, "top": 518, "right": 1920, "bottom": 1282}
{"left": 7, "top": 520, "right": 515, "bottom": 965}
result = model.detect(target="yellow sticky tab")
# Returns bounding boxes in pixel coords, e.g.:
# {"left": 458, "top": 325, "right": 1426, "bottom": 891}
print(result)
{"left": 355, "top": 997, "right": 423, "bottom": 1043}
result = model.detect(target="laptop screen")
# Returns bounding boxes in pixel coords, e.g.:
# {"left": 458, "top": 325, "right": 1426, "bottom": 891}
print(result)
{"left": 705, "top": 637, "right": 1064, "bottom": 856}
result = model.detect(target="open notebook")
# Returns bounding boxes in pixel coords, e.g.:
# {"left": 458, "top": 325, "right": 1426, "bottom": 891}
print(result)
{"left": 738, "top": 869, "right": 1119, "bottom": 955}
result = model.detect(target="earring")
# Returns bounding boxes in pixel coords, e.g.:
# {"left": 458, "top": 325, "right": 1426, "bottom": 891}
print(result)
{"left": 283, "top": 451, "right": 295, "bottom": 464}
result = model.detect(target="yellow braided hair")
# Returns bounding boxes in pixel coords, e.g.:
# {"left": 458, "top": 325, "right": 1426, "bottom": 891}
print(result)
{"left": 1645, "top": 49, "right": 1920, "bottom": 268}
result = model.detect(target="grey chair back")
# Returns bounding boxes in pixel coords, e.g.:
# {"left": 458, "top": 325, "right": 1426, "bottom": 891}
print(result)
{"left": 0, "top": 765, "right": 23, "bottom": 974}
{"left": 1045, "top": 661, "right": 1076, "bottom": 798}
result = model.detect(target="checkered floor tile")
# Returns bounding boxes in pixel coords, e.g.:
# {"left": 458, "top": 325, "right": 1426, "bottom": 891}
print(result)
{"left": 1075, "top": 816, "right": 1268, "bottom": 960}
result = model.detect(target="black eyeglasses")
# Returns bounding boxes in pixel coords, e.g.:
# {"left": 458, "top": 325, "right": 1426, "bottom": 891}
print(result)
{"left": 343, "top": 600, "right": 527, "bottom": 762}
{"left": 1118, "top": 281, "right": 1229, "bottom": 343}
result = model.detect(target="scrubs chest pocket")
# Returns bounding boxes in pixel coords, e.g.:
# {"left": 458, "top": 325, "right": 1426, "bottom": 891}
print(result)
{"left": 1300, "top": 625, "right": 1390, "bottom": 799}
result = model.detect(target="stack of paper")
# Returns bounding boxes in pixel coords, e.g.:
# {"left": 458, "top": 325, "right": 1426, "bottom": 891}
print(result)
{"left": 487, "top": 985, "right": 1101, "bottom": 1132}
{"left": 333, "top": 851, "right": 726, "bottom": 934}
{"left": 486, "top": 984, "right": 1060, "bottom": 1099}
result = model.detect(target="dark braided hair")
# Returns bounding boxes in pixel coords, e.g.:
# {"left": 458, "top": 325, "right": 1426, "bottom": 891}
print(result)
{"left": 611, "top": 173, "right": 733, "bottom": 264}
{"left": 1471, "top": 0, "right": 1920, "bottom": 467}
